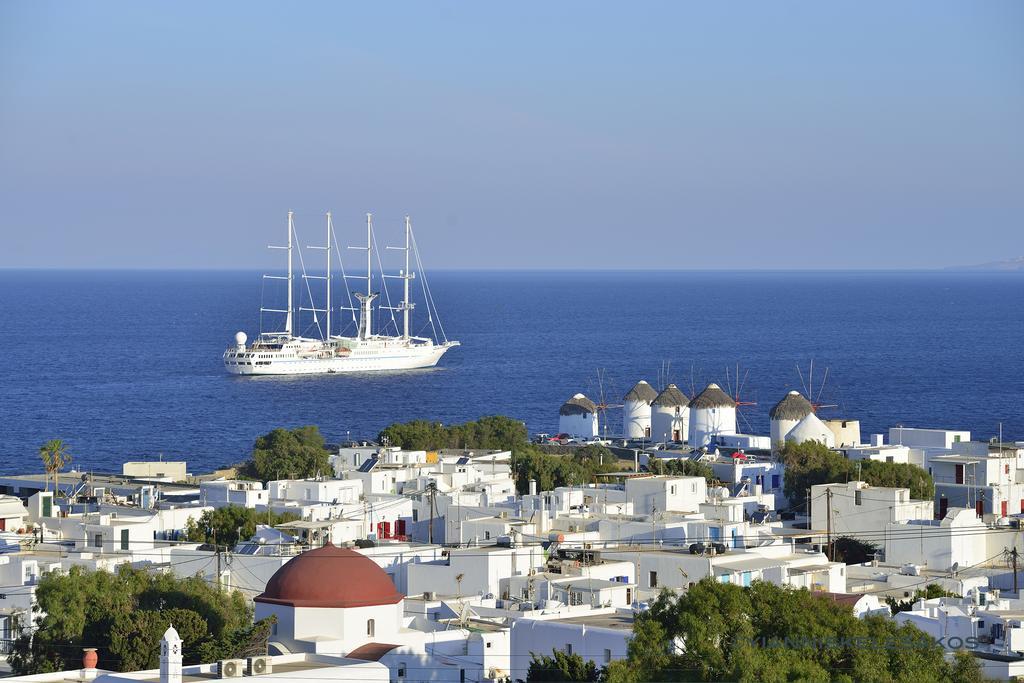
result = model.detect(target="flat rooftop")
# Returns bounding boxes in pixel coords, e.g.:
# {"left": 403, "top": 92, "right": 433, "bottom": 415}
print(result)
{"left": 549, "top": 612, "right": 635, "bottom": 630}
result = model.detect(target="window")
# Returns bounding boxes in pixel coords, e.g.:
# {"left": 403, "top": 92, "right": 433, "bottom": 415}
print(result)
{"left": 855, "top": 490, "right": 862, "bottom": 506}
{"left": 954, "top": 435, "right": 962, "bottom": 443}
{"left": 398, "top": 663, "right": 406, "bottom": 678}
{"left": 604, "top": 649, "right": 612, "bottom": 664}
{"left": 94, "top": 533, "right": 103, "bottom": 549}
{"left": 486, "top": 641, "right": 492, "bottom": 649}
{"left": 460, "top": 669, "right": 465, "bottom": 683}
{"left": 485, "top": 531, "right": 491, "bottom": 540}
{"left": 120, "top": 529, "right": 129, "bottom": 551}
{"left": 565, "top": 644, "right": 573, "bottom": 655}
{"left": 649, "top": 571, "right": 658, "bottom": 588}
{"left": 670, "top": 485, "right": 676, "bottom": 495}
{"left": 366, "top": 619, "right": 375, "bottom": 637}
{"left": 412, "top": 509, "right": 418, "bottom": 522}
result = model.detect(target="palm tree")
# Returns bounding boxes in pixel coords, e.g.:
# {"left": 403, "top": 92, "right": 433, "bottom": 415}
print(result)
{"left": 39, "top": 439, "right": 72, "bottom": 495}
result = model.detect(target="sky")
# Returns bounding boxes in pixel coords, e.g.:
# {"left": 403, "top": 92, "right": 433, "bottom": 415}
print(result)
{"left": 1, "top": 1, "right": 1021, "bottom": 270}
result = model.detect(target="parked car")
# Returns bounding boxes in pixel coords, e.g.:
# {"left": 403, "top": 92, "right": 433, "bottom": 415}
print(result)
{"left": 583, "top": 437, "right": 612, "bottom": 446}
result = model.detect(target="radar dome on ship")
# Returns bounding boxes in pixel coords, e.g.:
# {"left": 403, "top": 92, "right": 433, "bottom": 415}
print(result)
{"left": 623, "top": 380, "right": 657, "bottom": 439}
{"left": 234, "top": 331, "right": 247, "bottom": 347}
{"left": 558, "top": 393, "right": 599, "bottom": 438}
{"left": 651, "top": 384, "right": 689, "bottom": 443}
{"left": 769, "top": 391, "right": 813, "bottom": 449}
{"left": 687, "top": 383, "right": 737, "bottom": 448}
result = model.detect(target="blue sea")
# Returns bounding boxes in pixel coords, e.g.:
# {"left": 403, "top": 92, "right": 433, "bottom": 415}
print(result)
{"left": 0, "top": 270, "right": 1021, "bottom": 475}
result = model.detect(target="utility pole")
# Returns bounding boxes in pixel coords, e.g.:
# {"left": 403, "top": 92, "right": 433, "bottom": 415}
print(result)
{"left": 1012, "top": 547, "right": 1019, "bottom": 594}
{"left": 213, "top": 528, "right": 222, "bottom": 592}
{"left": 427, "top": 483, "right": 437, "bottom": 545}
{"left": 825, "top": 487, "right": 833, "bottom": 562}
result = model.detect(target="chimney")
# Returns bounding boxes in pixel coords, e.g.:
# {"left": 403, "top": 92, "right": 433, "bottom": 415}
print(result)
{"left": 80, "top": 648, "right": 98, "bottom": 681}
{"left": 160, "top": 625, "right": 183, "bottom": 683}
{"left": 529, "top": 480, "right": 537, "bottom": 496}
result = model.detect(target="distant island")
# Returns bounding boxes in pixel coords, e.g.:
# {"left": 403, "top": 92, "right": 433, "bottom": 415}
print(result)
{"left": 946, "top": 256, "right": 1024, "bottom": 271}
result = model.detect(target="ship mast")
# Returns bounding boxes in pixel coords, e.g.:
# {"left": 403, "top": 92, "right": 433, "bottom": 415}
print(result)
{"left": 263, "top": 212, "right": 296, "bottom": 337}
{"left": 348, "top": 213, "right": 377, "bottom": 341}
{"left": 403, "top": 216, "right": 411, "bottom": 339}
{"left": 386, "top": 216, "right": 416, "bottom": 340}
{"left": 286, "top": 211, "right": 293, "bottom": 336}
{"left": 325, "top": 212, "right": 332, "bottom": 339}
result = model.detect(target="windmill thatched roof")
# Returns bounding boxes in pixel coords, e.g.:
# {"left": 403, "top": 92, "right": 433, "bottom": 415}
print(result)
{"left": 623, "top": 380, "right": 658, "bottom": 404}
{"left": 770, "top": 391, "right": 813, "bottom": 421}
{"left": 652, "top": 384, "right": 689, "bottom": 408}
{"left": 560, "top": 393, "right": 598, "bottom": 416}
{"left": 688, "top": 383, "right": 735, "bottom": 409}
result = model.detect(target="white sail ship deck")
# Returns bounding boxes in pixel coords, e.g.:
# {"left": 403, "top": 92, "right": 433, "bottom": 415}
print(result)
{"left": 224, "top": 212, "right": 458, "bottom": 375}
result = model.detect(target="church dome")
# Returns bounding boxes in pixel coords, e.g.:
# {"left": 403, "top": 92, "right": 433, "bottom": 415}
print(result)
{"left": 255, "top": 542, "right": 403, "bottom": 608}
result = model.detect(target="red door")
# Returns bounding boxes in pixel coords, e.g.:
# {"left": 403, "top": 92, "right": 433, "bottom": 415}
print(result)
{"left": 395, "top": 519, "right": 406, "bottom": 538}
{"left": 955, "top": 465, "right": 964, "bottom": 484}
{"left": 1002, "top": 501, "right": 1008, "bottom": 518}
{"left": 377, "top": 521, "right": 391, "bottom": 538}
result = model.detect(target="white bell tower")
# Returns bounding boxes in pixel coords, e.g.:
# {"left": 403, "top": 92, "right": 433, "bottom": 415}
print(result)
{"left": 160, "top": 625, "right": 183, "bottom": 683}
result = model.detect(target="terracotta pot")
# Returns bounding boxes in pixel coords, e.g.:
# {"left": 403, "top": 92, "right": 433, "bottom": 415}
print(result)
{"left": 82, "top": 648, "right": 98, "bottom": 669}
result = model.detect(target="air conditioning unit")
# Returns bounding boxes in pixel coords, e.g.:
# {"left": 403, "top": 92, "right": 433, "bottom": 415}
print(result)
{"left": 218, "top": 659, "right": 245, "bottom": 678}
{"left": 247, "top": 656, "right": 272, "bottom": 676}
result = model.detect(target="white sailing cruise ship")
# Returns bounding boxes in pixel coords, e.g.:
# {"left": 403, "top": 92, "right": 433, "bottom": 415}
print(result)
{"left": 224, "top": 212, "right": 459, "bottom": 375}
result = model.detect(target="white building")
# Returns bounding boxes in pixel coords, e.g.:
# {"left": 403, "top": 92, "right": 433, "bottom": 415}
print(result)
{"left": 650, "top": 384, "right": 689, "bottom": 444}
{"left": 810, "top": 481, "right": 933, "bottom": 537}
{"left": 622, "top": 380, "right": 657, "bottom": 440}
{"left": 510, "top": 612, "right": 632, "bottom": 681}
{"left": 624, "top": 475, "right": 707, "bottom": 515}
{"left": 558, "top": 394, "right": 600, "bottom": 438}
{"left": 824, "top": 419, "right": 861, "bottom": 448}
{"left": 769, "top": 391, "right": 813, "bottom": 450}
{"left": 687, "top": 384, "right": 736, "bottom": 448}
{"left": 199, "top": 480, "right": 267, "bottom": 508}
{"left": 884, "top": 507, "right": 989, "bottom": 572}
{"left": 785, "top": 412, "right": 835, "bottom": 448}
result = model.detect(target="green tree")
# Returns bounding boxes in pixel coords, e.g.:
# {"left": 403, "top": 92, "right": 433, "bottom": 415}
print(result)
{"left": 780, "top": 440, "right": 934, "bottom": 507}
{"left": 609, "top": 579, "right": 982, "bottom": 683}
{"left": 886, "top": 584, "right": 960, "bottom": 614}
{"left": 648, "top": 458, "right": 716, "bottom": 481}
{"left": 860, "top": 459, "right": 935, "bottom": 500}
{"left": 526, "top": 650, "right": 600, "bottom": 682}
{"left": 832, "top": 536, "right": 879, "bottom": 565}
{"left": 38, "top": 439, "right": 72, "bottom": 494}
{"left": 10, "top": 565, "right": 262, "bottom": 674}
{"left": 183, "top": 505, "right": 299, "bottom": 547}
{"left": 244, "top": 425, "right": 331, "bottom": 481}
{"left": 379, "top": 415, "right": 529, "bottom": 451}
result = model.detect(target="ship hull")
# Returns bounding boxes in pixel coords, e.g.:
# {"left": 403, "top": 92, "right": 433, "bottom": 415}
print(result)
{"left": 224, "top": 343, "right": 455, "bottom": 376}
